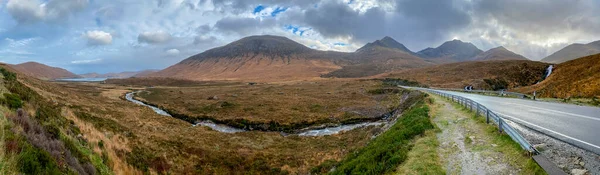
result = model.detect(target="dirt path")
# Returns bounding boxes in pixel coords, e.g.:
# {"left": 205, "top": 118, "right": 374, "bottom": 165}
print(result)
{"left": 432, "top": 95, "right": 520, "bottom": 174}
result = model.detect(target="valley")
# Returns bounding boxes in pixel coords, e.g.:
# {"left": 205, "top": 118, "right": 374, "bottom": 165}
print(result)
{"left": 2, "top": 34, "right": 599, "bottom": 175}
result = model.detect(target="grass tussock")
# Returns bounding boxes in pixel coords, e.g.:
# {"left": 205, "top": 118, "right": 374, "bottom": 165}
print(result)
{"left": 319, "top": 99, "right": 434, "bottom": 174}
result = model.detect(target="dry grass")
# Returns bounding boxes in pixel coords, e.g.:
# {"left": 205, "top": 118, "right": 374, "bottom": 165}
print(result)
{"left": 387, "top": 60, "right": 548, "bottom": 89}
{"left": 135, "top": 80, "right": 405, "bottom": 127}
{"left": 25, "top": 79, "right": 407, "bottom": 174}
{"left": 517, "top": 53, "right": 600, "bottom": 99}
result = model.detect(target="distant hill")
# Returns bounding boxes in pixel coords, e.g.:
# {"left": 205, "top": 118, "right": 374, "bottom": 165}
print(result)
{"left": 471, "top": 46, "right": 528, "bottom": 61}
{"left": 149, "top": 35, "right": 346, "bottom": 81}
{"left": 356, "top": 36, "right": 414, "bottom": 54}
{"left": 387, "top": 60, "right": 549, "bottom": 89}
{"left": 323, "top": 38, "right": 432, "bottom": 78}
{"left": 518, "top": 53, "right": 600, "bottom": 98}
{"left": 80, "top": 70, "right": 158, "bottom": 79}
{"left": 417, "top": 40, "right": 483, "bottom": 63}
{"left": 9, "top": 62, "right": 80, "bottom": 80}
{"left": 541, "top": 40, "right": 600, "bottom": 63}
{"left": 149, "top": 35, "right": 432, "bottom": 81}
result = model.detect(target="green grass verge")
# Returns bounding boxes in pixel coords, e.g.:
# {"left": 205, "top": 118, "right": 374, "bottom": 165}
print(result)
{"left": 314, "top": 99, "right": 435, "bottom": 174}
{"left": 392, "top": 130, "right": 444, "bottom": 175}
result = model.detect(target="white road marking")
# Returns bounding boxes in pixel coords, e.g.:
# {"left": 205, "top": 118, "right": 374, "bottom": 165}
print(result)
{"left": 495, "top": 111, "right": 600, "bottom": 150}
{"left": 504, "top": 102, "right": 600, "bottom": 122}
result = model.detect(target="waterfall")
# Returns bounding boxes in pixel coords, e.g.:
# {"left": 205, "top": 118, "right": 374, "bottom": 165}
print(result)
{"left": 544, "top": 65, "right": 553, "bottom": 79}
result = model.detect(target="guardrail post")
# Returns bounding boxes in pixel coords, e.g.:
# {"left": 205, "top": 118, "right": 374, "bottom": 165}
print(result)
{"left": 486, "top": 110, "right": 490, "bottom": 124}
{"left": 476, "top": 103, "right": 480, "bottom": 116}
{"left": 498, "top": 119, "right": 504, "bottom": 133}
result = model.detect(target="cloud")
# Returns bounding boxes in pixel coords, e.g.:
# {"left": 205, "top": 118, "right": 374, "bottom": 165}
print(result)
{"left": 214, "top": 17, "right": 277, "bottom": 35}
{"left": 2, "top": 0, "right": 600, "bottom": 73}
{"left": 71, "top": 58, "right": 102, "bottom": 64}
{"left": 166, "top": 49, "right": 180, "bottom": 55}
{"left": 194, "top": 35, "right": 216, "bottom": 45}
{"left": 6, "top": 0, "right": 46, "bottom": 23}
{"left": 6, "top": 0, "right": 88, "bottom": 24}
{"left": 138, "top": 31, "right": 172, "bottom": 44}
{"left": 83, "top": 30, "right": 112, "bottom": 45}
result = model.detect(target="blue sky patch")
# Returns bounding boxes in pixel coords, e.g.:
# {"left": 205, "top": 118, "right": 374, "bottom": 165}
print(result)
{"left": 334, "top": 42, "right": 348, "bottom": 46}
{"left": 271, "top": 7, "right": 288, "bottom": 17}
{"left": 253, "top": 5, "right": 265, "bottom": 14}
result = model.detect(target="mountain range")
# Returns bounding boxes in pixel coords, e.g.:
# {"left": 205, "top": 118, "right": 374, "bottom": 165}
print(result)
{"left": 147, "top": 35, "right": 529, "bottom": 81}
{"left": 13, "top": 35, "right": 599, "bottom": 82}
{"left": 540, "top": 40, "right": 600, "bottom": 64}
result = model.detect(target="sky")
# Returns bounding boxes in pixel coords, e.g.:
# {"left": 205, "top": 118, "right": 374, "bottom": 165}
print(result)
{"left": 0, "top": 0, "right": 599, "bottom": 74}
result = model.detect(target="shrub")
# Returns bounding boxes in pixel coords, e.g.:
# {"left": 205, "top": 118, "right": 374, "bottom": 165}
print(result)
{"left": 18, "top": 144, "right": 62, "bottom": 175}
{"left": 328, "top": 101, "right": 434, "bottom": 175}
{"left": 0, "top": 67, "right": 17, "bottom": 81}
{"left": 3, "top": 93, "right": 23, "bottom": 109}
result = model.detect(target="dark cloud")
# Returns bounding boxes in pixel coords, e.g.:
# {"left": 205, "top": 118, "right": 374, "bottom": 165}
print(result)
{"left": 214, "top": 17, "right": 277, "bottom": 35}
{"left": 6, "top": 0, "right": 89, "bottom": 24}
{"left": 472, "top": 0, "right": 599, "bottom": 35}
{"left": 294, "top": 0, "right": 472, "bottom": 50}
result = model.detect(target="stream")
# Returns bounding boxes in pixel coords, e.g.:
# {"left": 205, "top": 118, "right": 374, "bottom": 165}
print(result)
{"left": 125, "top": 91, "right": 388, "bottom": 136}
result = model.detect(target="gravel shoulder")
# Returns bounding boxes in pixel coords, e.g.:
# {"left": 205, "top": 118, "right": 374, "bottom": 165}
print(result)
{"left": 432, "top": 95, "right": 524, "bottom": 174}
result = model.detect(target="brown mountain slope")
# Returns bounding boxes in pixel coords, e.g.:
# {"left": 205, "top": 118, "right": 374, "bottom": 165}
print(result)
{"left": 323, "top": 45, "right": 432, "bottom": 78}
{"left": 149, "top": 35, "right": 431, "bottom": 81}
{"left": 417, "top": 39, "right": 483, "bottom": 62}
{"left": 387, "top": 60, "right": 549, "bottom": 89}
{"left": 150, "top": 35, "right": 347, "bottom": 81}
{"left": 517, "top": 53, "right": 600, "bottom": 98}
{"left": 541, "top": 40, "right": 600, "bottom": 64}
{"left": 471, "top": 46, "right": 528, "bottom": 61}
{"left": 9, "top": 62, "right": 80, "bottom": 80}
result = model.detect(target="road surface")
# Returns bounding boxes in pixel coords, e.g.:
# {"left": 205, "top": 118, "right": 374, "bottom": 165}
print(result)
{"left": 431, "top": 89, "right": 600, "bottom": 155}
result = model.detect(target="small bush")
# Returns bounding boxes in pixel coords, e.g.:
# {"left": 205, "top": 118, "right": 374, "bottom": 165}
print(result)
{"left": 18, "top": 144, "right": 62, "bottom": 175}
{"left": 3, "top": 93, "right": 23, "bottom": 109}
{"left": 0, "top": 67, "right": 17, "bottom": 81}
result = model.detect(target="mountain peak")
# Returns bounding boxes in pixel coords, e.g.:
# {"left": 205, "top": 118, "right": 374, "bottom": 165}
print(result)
{"left": 357, "top": 36, "right": 413, "bottom": 53}
{"left": 417, "top": 39, "right": 482, "bottom": 61}
{"left": 471, "top": 46, "right": 528, "bottom": 61}
{"left": 492, "top": 46, "right": 507, "bottom": 50}
{"left": 186, "top": 35, "right": 313, "bottom": 61}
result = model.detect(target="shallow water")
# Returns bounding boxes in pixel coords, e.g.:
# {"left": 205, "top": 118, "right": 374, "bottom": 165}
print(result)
{"left": 56, "top": 78, "right": 108, "bottom": 82}
{"left": 193, "top": 121, "right": 245, "bottom": 133}
{"left": 125, "top": 92, "right": 172, "bottom": 116}
{"left": 297, "top": 122, "right": 385, "bottom": 136}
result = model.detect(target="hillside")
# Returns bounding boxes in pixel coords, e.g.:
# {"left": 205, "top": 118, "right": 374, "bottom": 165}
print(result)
{"left": 356, "top": 36, "right": 414, "bottom": 54}
{"left": 387, "top": 60, "right": 549, "bottom": 89}
{"left": 417, "top": 40, "right": 483, "bottom": 62}
{"left": 149, "top": 35, "right": 431, "bottom": 81}
{"left": 541, "top": 40, "right": 600, "bottom": 63}
{"left": 323, "top": 44, "right": 432, "bottom": 78}
{"left": 9, "top": 62, "right": 80, "bottom": 80}
{"left": 149, "top": 35, "right": 346, "bottom": 81}
{"left": 471, "top": 46, "right": 529, "bottom": 61}
{"left": 518, "top": 53, "right": 600, "bottom": 98}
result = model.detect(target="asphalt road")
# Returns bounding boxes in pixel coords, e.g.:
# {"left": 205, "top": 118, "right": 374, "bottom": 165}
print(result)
{"left": 433, "top": 89, "right": 600, "bottom": 155}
